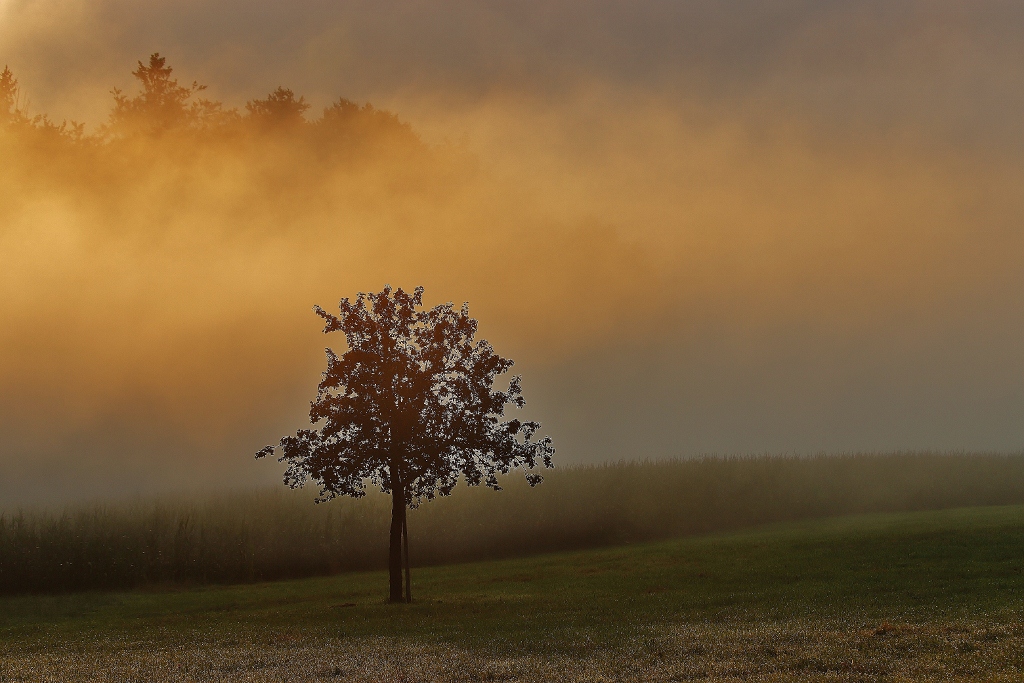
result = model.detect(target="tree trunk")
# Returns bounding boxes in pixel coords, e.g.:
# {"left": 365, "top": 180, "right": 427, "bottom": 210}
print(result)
{"left": 389, "top": 476, "right": 405, "bottom": 603}
{"left": 402, "top": 514, "right": 411, "bottom": 603}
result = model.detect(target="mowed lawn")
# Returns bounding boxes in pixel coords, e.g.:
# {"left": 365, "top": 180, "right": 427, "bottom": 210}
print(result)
{"left": 2, "top": 505, "right": 1024, "bottom": 682}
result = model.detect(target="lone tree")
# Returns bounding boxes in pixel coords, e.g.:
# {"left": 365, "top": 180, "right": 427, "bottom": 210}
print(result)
{"left": 257, "top": 285, "right": 554, "bottom": 603}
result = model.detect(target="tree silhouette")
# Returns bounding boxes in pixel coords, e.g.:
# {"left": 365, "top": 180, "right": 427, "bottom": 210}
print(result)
{"left": 0, "top": 66, "right": 81, "bottom": 139}
{"left": 246, "top": 87, "right": 309, "bottom": 128}
{"left": 107, "top": 53, "right": 229, "bottom": 136}
{"left": 257, "top": 286, "right": 554, "bottom": 603}
{"left": 0, "top": 67, "right": 20, "bottom": 126}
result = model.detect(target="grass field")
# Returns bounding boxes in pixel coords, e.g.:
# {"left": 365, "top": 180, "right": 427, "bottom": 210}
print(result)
{"left": 7, "top": 453, "right": 1024, "bottom": 594}
{"left": 2, "top": 504, "right": 1023, "bottom": 681}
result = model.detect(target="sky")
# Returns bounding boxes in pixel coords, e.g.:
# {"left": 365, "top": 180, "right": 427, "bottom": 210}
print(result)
{"left": 2, "top": 0, "right": 1024, "bottom": 504}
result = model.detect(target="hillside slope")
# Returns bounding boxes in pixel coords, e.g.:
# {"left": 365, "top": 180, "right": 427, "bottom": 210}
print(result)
{"left": 2, "top": 504, "right": 1023, "bottom": 680}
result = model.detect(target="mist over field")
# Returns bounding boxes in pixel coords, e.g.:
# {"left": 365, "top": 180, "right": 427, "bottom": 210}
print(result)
{"left": 3, "top": 0, "right": 1024, "bottom": 503}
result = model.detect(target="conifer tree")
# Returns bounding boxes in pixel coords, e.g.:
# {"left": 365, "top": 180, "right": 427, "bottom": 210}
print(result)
{"left": 0, "top": 67, "right": 21, "bottom": 126}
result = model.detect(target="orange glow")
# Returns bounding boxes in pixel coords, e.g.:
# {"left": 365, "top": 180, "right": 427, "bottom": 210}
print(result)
{"left": 2, "top": 2, "right": 1024, "bottom": 501}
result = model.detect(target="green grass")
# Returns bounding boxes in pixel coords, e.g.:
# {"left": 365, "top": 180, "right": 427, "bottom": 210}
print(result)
{"left": 8, "top": 453, "right": 1024, "bottom": 596}
{"left": 3, "top": 505, "right": 1024, "bottom": 681}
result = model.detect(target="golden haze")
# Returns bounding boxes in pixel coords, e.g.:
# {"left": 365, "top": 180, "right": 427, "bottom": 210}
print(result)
{"left": 2, "top": 1, "right": 1024, "bottom": 500}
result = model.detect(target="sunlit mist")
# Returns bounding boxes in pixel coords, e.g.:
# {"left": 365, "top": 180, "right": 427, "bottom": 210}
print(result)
{"left": 2, "top": 0, "right": 1024, "bottom": 503}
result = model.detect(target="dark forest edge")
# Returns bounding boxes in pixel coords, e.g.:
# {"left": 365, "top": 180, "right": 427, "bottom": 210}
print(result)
{"left": 0, "top": 53, "right": 462, "bottom": 209}
{"left": 3, "top": 452, "right": 1024, "bottom": 595}
{"left": 1, "top": 53, "right": 416, "bottom": 145}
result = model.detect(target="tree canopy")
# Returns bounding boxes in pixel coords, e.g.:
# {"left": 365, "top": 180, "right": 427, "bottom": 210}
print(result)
{"left": 107, "top": 53, "right": 218, "bottom": 136}
{"left": 1, "top": 53, "right": 418, "bottom": 149}
{"left": 258, "top": 285, "right": 553, "bottom": 501}
{"left": 0, "top": 67, "right": 20, "bottom": 126}
{"left": 245, "top": 87, "right": 309, "bottom": 128}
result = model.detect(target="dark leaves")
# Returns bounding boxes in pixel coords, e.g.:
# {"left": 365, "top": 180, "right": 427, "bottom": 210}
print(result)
{"left": 257, "top": 285, "right": 554, "bottom": 507}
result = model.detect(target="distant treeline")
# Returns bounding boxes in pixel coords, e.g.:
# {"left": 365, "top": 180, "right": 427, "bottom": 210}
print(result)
{"left": 0, "top": 53, "right": 459, "bottom": 216}
{"left": 1, "top": 53, "right": 418, "bottom": 146}
{"left": 3, "top": 453, "right": 1024, "bottom": 595}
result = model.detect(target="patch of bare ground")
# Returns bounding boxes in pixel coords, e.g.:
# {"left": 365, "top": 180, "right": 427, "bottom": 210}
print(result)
{"left": 2, "top": 618, "right": 1022, "bottom": 682}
